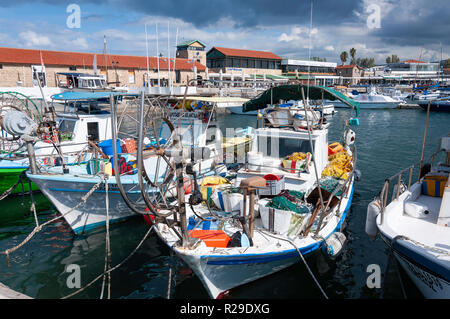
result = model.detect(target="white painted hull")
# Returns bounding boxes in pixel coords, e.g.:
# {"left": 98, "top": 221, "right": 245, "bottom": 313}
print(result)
{"left": 156, "top": 179, "right": 354, "bottom": 298}
{"left": 394, "top": 250, "right": 450, "bottom": 298}
{"left": 332, "top": 101, "right": 400, "bottom": 109}
{"left": 27, "top": 173, "right": 143, "bottom": 234}
{"left": 228, "top": 106, "right": 257, "bottom": 115}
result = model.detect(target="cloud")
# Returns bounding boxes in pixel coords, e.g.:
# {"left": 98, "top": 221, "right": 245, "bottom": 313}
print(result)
{"left": 19, "top": 31, "right": 52, "bottom": 46}
{"left": 325, "top": 45, "right": 335, "bottom": 51}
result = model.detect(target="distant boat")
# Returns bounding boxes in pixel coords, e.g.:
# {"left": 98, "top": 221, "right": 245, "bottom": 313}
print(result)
{"left": 329, "top": 86, "right": 403, "bottom": 109}
{"left": 417, "top": 98, "right": 450, "bottom": 112}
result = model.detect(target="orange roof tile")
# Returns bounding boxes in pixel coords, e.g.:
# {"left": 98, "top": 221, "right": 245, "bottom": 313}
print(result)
{"left": 210, "top": 47, "right": 282, "bottom": 60}
{"left": 0, "top": 47, "right": 205, "bottom": 71}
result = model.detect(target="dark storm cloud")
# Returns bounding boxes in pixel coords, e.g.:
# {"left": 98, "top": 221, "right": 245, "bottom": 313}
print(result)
{"left": 371, "top": 2, "right": 450, "bottom": 47}
{"left": 119, "top": 0, "right": 362, "bottom": 28}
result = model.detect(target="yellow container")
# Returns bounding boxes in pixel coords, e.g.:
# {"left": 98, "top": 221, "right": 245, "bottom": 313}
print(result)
{"left": 422, "top": 175, "right": 448, "bottom": 197}
{"left": 104, "top": 162, "right": 113, "bottom": 176}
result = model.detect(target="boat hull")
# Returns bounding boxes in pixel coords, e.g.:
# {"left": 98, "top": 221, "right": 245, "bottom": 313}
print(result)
{"left": 27, "top": 173, "right": 142, "bottom": 234}
{"left": 228, "top": 106, "right": 258, "bottom": 115}
{"left": 157, "top": 180, "right": 354, "bottom": 298}
{"left": 419, "top": 101, "right": 450, "bottom": 112}
{"left": 380, "top": 234, "right": 450, "bottom": 299}
{"left": 332, "top": 101, "right": 400, "bottom": 109}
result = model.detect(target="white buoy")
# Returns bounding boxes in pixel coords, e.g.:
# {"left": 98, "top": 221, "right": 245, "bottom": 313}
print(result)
{"left": 322, "top": 232, "right": 346, "bottom": 259}
{"left": 366, "top": 198, "right": 381, "bottom": 240}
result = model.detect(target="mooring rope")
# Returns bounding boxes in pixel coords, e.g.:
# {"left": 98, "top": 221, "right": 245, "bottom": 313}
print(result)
{"left": 61, "top": 225, "right": 155, "bottom": 299}
{"left": 256, "top": 229, "right": 329, "bottom": 299}
{"left": 0, "top": 170, "right": 27, "bottom": 201}
{"left": 100, "top": 176, "right": 112, "bottom": 299}
{"left": 0, "top": 174, "right": 107, "bottom": 266}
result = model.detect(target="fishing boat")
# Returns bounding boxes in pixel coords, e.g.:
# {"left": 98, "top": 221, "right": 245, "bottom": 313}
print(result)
{"left": 365, "top": 130, "right": 450, "bottom": 298}
{"left": 25, "top": 94, "right": 227, "bottom": 234}
{"left": 153, "top": 84, "right": 360, "bottom": 298}
{"left": 329, "top": 86, "right": 404, "bottom": 109}
{"left": 0, "top": 91, "right": 130, "bottom": 195}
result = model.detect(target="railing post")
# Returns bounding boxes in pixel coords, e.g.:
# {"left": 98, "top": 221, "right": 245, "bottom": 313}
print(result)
{"left": 408, "top": 166, "right": 413, "bottom": 190}
{"left": 396, "top": 173, "right": 402, "bottom": 200}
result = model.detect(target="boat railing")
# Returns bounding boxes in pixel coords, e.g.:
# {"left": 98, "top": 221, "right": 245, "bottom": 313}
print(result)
{"left": 378, "top": 148, "right": 445, "bottom": 224}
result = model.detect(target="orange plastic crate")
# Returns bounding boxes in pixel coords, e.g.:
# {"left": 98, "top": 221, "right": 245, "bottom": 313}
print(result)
{"left": 189, "top": 230, "right": 231, "bottom": 248}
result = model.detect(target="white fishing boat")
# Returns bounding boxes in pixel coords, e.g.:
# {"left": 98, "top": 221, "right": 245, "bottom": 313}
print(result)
{"left": 25, "top": 94, "right": 227, "bottom": 234}
{"left": 366, "top": 132, "right": 450, "bottom": 298}
{"left": 154, "top": 85, "right": 360, "bottom": 298}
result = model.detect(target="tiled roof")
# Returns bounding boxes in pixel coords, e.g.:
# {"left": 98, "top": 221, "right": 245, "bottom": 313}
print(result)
{"left": 0, "top": 47, "right": 206, "bottom": 71}
{"left": 177, "top": 40, "right": 206, "bottom": 47}
{"left": 402, "top": 59, "right": 425, "bottom": 63}
{"left": 209, "top": 47, "right": 282, "bottom": 60}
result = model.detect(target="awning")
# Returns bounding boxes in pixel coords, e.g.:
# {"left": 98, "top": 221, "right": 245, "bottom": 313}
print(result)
{"left": 175, "top": 96, "right": 250, "bottom": 103}
{"left": 51, "top": 91, "right": 137, "bottom": 101}
{"left": 242, "top": 84, "right": 360, "bottom": 115}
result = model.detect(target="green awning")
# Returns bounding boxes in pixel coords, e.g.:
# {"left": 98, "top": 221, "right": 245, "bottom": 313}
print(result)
{"left": 242, "top": 84, "right": 360, "bottom": 116}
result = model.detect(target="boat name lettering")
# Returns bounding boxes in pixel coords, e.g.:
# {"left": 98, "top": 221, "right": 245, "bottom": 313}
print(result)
{"left": 404, "top": 259, "right": 443, "bottom": 292}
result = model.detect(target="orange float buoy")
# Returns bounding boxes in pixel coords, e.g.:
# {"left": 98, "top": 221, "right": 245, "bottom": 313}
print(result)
{"left": 328, "top": 142, "right": 343, "bottom": 156}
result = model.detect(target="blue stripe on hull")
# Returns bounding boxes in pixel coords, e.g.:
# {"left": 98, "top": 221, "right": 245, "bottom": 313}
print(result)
{"left": 381, "top": 234, "right": 450, "bottom": 282}
{"left": 72, "top": 215, "right": 135, "bottom": 234}
{"left": 202, "top": 181, "right": 354, "bottom": 265}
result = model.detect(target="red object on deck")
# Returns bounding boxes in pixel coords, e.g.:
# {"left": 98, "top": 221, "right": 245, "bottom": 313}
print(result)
{"left": 143, "top": 207, "right": 155, "bottom": 225}
{"left": 263, "top": 174, "right": 281, "bottom": 181}
{"left": 189, "top": 230, "right": 231, "bottom": 248}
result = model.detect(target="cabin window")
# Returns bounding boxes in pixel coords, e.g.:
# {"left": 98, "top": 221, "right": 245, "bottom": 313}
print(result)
{"left": 58, "top": 119, "right": 76, "bottom": 141}
{"left": 94, "top": 79, "right": 101, "bottom": 87}
{"left": 87, "top": 122, "right": 100, "bottom": 142}
{"left": 88, "top": 79, "right": 94, "bottom": 87}
{"left": 257, "top": 136, "right": 313, "bottom": 158}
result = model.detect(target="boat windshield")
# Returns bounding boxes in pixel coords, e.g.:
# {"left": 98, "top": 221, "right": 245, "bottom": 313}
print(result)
{"left": 58, "top": 119, "right": 76, "bottom": 141}
{"left": 257, "top": 135, "right": 313, "bottom": 158}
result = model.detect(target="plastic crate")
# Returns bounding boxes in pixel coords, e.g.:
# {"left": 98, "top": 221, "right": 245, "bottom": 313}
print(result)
{"left": 258, "top": 175, "right": 285, "bottom": 196}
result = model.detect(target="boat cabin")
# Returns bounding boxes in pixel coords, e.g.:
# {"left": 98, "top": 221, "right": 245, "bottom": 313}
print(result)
{"left": 56, "top": 72, "right": 108, "bottom": 91}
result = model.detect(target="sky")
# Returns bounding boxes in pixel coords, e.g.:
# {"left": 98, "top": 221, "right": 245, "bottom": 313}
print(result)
{"left": 0, "top": 0, "right": 448, "bottom": 65}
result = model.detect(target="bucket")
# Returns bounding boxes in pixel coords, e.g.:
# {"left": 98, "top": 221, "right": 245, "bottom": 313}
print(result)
{"left": 98, "top": 139, "right": 122, "bottom": 156}
{"left": 247, "top": 151, "right": 263, "bottom": 171}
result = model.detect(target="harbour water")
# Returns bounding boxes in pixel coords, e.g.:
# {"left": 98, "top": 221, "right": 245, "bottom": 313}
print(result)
{"left": 0, "top": 108, "right": 449, "bottom": 299}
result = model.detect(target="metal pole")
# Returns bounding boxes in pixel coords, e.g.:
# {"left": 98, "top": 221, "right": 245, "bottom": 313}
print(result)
{"left": 418, "top": 100, "right": 431, "bottom": 182}
{"left": 26, "top": 141, "right": 38, "bottom": 174}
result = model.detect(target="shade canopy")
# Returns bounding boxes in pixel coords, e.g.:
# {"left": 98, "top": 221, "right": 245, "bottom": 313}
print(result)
{"left": 242, "top": 84, "right": 360, "bottom": 116}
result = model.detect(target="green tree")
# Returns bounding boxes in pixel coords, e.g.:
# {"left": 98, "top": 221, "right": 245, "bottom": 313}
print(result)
{"left": 350, "top": 47, "right": 357, "bottom": 65}
{"left": 340, "top": 51, "right": 348, "bottom": 65}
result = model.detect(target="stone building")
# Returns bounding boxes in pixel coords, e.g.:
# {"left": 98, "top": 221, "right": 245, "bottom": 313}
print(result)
{"left": 335, "top": 64, "right": 363, "bottom": 85}
{"left": 176, "top": 40, "right": 207, "bottom": 66}
{"left": 0, "top": 47, "right": 206, "bottom": 88}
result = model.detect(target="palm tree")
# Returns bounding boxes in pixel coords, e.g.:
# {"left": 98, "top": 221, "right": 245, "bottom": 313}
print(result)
{"left": 350, "top": 47, "right": 356, "bottom": 65}
{"left": 340, "top": 51, "right": 348, "bottom": 65}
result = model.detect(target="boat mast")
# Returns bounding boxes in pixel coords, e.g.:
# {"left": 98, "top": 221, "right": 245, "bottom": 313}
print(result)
{"left": 167, "top": 21, "right": 171, "bottom": 94}
{"left": 156, "top": 23, "right": 161, "bottom": 87}
{"left": 103, "top": 35, "right": 109, "bottom": 83}
{"left": 145, "top": 23, "right": 151, "bottom": 91}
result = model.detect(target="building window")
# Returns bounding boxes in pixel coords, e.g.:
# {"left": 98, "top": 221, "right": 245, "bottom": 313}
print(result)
{"left": 255, "top": 60, "right": 262, "bottom": 69}
{"left": 128, "top": 70, "right": 135, "bottom": 84}
{"left": 242, "top": 59, "right": 248, "bottom": 68}
{"left": 248, "top": 59, "right": 255, "bottom": 68}
{"left": 261, "top": 60, "right": 268, "bottom": 69}
{"left": 0, "top": 64, "right": 3, "bottom": 69}
{"left": 69, "top": 66, "right": 77, "bottom": 71}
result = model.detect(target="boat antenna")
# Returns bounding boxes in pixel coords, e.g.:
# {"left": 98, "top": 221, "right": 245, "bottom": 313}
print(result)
{"left": 306, "top": 0, "right": 313, "bottom": 103}
{"left": 103, "top": 35, "right": 109, "bottom": 83}
{"left": 145, "top": 23, "right": 151, "bottom": 92}
{"left": 172, "top": 27, "right": 179, "bottom": 90}
{"left": 168, "top": 21, "right": 171, "bottom": 95}
{"left": 156, "top": 23, "right": 161, "bottom": 87}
